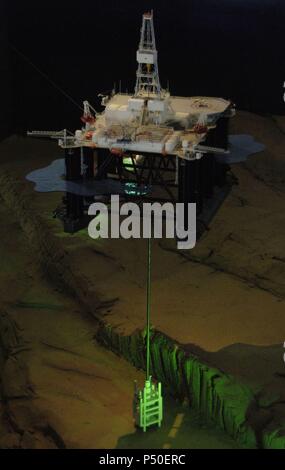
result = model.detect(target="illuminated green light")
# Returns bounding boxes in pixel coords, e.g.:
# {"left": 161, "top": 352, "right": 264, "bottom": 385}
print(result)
{"left": 123, "top": 157, "right": 135, "bottom": 172}
{"left": 124, "top": 182, "right": 149, "bottom": 196}
{"left": 134, "top": 377, "right": 163, "bottom": 432}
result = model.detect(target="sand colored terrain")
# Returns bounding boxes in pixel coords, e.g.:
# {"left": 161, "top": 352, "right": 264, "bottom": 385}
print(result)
{"left": 0, "top": 205, "right": 238, "bottom": 449}
{"left": 0, "top": 110, "right": 285, "bottom": 446}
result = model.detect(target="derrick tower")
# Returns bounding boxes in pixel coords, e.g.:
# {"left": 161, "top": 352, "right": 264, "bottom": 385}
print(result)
{"left": 134, "top": 11, "right": 162, "bottom": 98}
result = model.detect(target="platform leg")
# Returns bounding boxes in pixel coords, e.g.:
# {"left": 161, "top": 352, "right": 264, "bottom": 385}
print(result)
{"left": 202, "top": 153, "right": 215, "bottom": 198}
{"left": 63, "top": 147, "right": 84, "bottom": 233}
{"left": 178, "top": 158, "right": 198, "bottom": 234}
{"left": 82, "top": 147, "right": 94, "bottom": 179}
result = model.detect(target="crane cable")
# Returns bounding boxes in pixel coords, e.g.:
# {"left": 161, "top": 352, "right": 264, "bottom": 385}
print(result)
{"left": 9, "top": 43, "right": 83, "bottom": 112}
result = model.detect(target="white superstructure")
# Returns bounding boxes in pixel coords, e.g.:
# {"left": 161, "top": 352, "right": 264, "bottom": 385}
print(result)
{"left": 60, "top": 11, "right": 235, "bottom": 159}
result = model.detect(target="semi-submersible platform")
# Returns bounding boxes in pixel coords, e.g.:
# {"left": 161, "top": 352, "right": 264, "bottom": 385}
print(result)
{"left": 28, "top": 11, "right": 235, "bottom": 234}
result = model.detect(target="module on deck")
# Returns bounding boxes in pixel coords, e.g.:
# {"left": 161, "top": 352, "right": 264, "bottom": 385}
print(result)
{"left": 27, "top": 11, "right": 235, "bottom": 235}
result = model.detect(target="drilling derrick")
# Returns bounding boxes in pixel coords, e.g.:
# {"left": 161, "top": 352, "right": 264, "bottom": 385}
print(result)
{"left": 27, "top": 10, "right": 235, "bottom": 241}
{"left": 135, "top": 11, "right": 162, "bottom": 98}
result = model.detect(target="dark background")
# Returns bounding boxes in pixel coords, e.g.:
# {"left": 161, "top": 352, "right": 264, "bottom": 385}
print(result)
{"left": 1, "top": 0, "right": 285, "bottom": 138}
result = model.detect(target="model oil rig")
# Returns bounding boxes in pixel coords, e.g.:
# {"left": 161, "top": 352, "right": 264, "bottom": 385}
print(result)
{"left": 28, "top": 11, "right": 235, "bottom": 233}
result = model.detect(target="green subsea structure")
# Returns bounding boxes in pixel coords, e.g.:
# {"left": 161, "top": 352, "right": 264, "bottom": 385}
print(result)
{"left": 97, "top": 325, "right": 259, "bottom": 448}
{"left": 133, "top": 377, "right": 163, "bottom": 432}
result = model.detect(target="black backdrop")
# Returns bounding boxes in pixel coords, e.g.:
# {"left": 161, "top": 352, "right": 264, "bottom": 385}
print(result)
{"left": 3, "top": 0, "right": 285, "bottom": 135}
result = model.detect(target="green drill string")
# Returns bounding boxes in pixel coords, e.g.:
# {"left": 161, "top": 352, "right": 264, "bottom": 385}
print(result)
{"left": 146, "top": 237, "right": 151, "bottom": 381}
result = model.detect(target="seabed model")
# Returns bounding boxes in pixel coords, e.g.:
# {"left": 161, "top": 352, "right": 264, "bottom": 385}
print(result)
{"left": 28, "top": 10, "right": 235, "bottom": 234}
{"left": 27, "top": 10, "right": 236, "bottom": 433}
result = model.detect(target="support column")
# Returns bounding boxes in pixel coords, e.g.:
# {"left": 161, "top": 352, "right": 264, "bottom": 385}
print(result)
{"left": 205, "top": 116, "right": 229, "bottom": 150}
{"left": 96, "top": 148, "right": 110, "bottom": 180}
{"left": 64, "top": 147, "right": 84, "bottom": 232}
{"left": 215, "top": 116, "right": 229, "bottom": 150}
{"left": 196, "top": 158, "right": 203, "bottom": 215}
{"left": 178, "top": 158, "right": 198, "bottom": 233}
{"left": 82, "top": 147, "right": 94, "bottom": 178}
{"left": 204, "top": 116, "right": 230, "bottom": 189}
{"left": 214, "top": 116, "right": 230, "bottom": 187}
{"left": 65, "top": 146, "right": 81, "bottom": 180}
{"left": 202, "top": 153, "right": 215, "bottom": 198}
